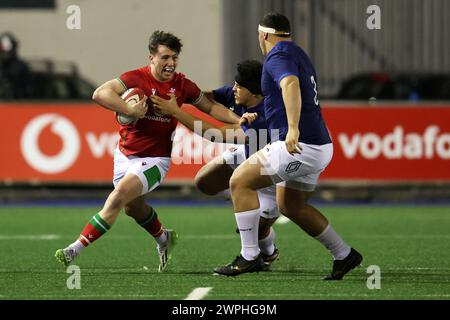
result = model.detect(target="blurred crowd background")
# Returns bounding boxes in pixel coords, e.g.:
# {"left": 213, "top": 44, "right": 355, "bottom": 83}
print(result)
{"left": 1, "top": 0, "right": 449, "bottom": 100}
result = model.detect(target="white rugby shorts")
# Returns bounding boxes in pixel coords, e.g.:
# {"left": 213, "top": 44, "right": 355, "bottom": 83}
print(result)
{"left": 113, "top": 147, "right": 170, "bottom": 196}
{"left": 258, "top": 141, "right": 333, "bottom": 192}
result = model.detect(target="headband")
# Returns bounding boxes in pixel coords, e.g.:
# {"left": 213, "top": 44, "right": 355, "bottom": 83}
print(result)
{"left": 258, "top": 24, "right": 291, "bottom": 35}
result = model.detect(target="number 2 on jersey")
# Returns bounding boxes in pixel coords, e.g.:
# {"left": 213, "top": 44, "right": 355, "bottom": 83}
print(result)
{"left": 310, "top": 75, "right": 319, "bottom": 106}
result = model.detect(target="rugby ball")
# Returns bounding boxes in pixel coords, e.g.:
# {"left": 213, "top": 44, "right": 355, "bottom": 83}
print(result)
{"left": 116, "top": 88, "right": 145, "bottom": 125}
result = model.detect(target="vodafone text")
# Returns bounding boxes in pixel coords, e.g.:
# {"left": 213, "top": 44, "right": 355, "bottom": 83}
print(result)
{"left": 339, "top": 125, "right": 450, "bottom": 160}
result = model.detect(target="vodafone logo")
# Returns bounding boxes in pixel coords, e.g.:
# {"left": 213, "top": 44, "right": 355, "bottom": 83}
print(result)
{"left": 20, "top": 114, "right": 80, "bottom": 174}
{"left": 338, "top": 125, "right": 450, "bottom": 160}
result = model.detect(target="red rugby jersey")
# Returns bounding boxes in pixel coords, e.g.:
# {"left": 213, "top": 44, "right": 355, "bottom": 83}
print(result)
{"left": 116, "top": 66, "right": 202, "bottom": 157}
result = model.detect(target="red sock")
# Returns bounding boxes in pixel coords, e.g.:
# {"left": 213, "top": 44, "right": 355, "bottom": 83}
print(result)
{"left": 79, "top": 213, "right": 110, "bottom": 246}
{"left": 139, "top": 208, "right": 164, "bottom": 237}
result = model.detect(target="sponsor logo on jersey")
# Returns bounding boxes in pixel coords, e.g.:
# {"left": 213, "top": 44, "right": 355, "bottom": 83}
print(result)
{"left": 145, "top": 115, "right": 172, "bottom": 123}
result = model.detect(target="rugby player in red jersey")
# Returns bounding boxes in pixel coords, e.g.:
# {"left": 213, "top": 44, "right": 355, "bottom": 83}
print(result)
{"left": 55, "top": 31, "right": 239, "bottom": 272}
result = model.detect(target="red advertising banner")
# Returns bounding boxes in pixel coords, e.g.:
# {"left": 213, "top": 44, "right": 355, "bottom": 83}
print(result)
{"left": 0, "top": 103, "right": 226, "bottom": 184}
{"left": 1, "top": 104, "right": 118, "bottom": 183}
{"left": 1, "top": 103, "right": 449, "bottom": 184}
{"left": 322, "top": 105, "right": 450, "bottom": 181}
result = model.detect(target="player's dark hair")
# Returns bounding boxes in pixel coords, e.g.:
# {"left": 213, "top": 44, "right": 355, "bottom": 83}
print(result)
{"left": 235, "top": 60, "right": 263, "bottom": 95}
{"left": 260, "top": 12, "right": 291, "bottom": 37}
{"left": 148, "top": 31, "right": 183, "bottom": 55}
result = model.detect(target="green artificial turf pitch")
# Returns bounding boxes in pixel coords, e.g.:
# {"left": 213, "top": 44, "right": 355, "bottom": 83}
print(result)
{"left": 0, "top": 205, "right": 449, "bottom": 299}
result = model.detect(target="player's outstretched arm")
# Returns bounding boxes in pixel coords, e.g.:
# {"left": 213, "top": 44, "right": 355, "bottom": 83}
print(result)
{"left": 194, "top": 95, "right": 241, "bottom": 125}
{"left": 92, "top": 79, "right": 147, "bottom": 118}
{"left": 151, "top": 94, "right": 247, "bottom": 144}
{"left": 202, "top": 90, "right": 215, "bottom": 102}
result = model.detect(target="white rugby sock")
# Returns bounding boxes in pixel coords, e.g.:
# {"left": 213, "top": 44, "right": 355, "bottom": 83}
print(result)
{"left": 259, "top": 227, "right": 276, "bottom": 256}
{"left": 155, "top": 230, "right": 168, "bottom": 246}
{"left": 314, "top": 224, "right": 351, "bottom": 260}
{"left": 66, "top": 240, "right": 85, "bottom": 256}
{"left": 235, "top": 209, "right": 260, "bottom": 260}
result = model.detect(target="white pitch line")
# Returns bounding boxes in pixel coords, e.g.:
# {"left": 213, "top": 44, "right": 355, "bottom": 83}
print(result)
{"left": 275, "top": 215, "right": 290, "bottom": 224}
{"left": 185, "top": 287, "right": 213, "bottom": 300}
{"left": 0, "top": 234, "right": 60, "bottom": 240}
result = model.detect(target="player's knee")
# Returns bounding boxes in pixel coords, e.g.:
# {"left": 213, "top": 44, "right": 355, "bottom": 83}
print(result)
{"left": 229, "top": 172, "right": 245, "bottom": 193}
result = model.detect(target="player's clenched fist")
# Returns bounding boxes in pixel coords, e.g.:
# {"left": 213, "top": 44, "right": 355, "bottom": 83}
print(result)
{"left": 151, "top": 93, "right": 178, "bottom": 116}
{"left": 239, "top": 112, "right": 258, "bottom": 126}
{"left": 285, "top": 128, "right": 302, "bottom": 154}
